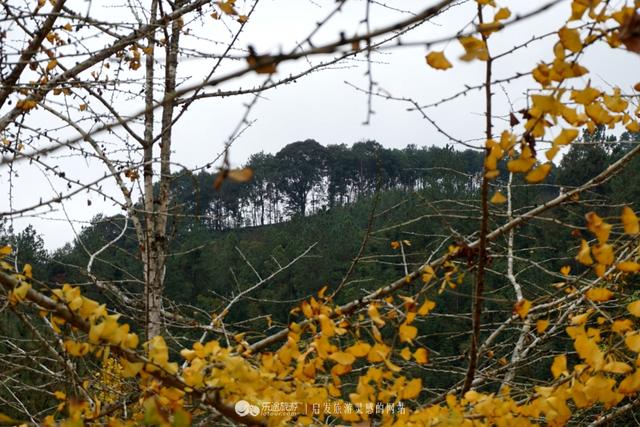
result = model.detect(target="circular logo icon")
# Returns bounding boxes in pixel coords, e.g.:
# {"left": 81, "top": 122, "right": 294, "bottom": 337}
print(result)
{"left": 249, "top": 404, "right": 260, "bottom": 416}
{"left": 235, "top": 400, "right": 250, "bottom": 416}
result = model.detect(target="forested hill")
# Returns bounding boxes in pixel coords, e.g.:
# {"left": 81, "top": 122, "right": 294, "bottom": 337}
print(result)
{"left": 8, "top": 130, "right": 639, "bottom": 324}
{"left": 38, "top": 140, "right": 488, "bottom": 315}
{"left": 3, "top": 133, "right": 640, "bottom": 416}
{"left": 170, "top": 139, "right": 484, "bottom": 230}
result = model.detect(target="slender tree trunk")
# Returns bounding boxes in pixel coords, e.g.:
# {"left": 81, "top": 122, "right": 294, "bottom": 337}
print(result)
{"left": 141, "top": 0, "right": 182, "bottom": 339}
{"left": 148, "top": 1, "right": 181, "bottom": 338}
{"left": 142, "top": 0, "right": 159, "bottom": 340}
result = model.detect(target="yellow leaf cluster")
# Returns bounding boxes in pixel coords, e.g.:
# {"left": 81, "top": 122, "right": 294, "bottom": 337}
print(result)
{"left": 585, "top": 287, "right": 613, "bottom": 302}
{"left": 490, "top": 191, "right": 507, "bottom": 204}
{"left": 16, "top": 99, "right": 38, "bottom": 111}
{"left": 458, "top": 36, "right": 488, "bottom": 61}
{"left": 621, "top": 206, "right": 639, "bottom": 235}
{"left": 514, "top": 299, "right": 532, "bottom": 319}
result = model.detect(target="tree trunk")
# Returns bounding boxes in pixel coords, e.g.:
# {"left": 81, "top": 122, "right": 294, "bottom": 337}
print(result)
{"left": 141, "top": 0, "right": 181, "bottom": 339}
{"left": 142, "top": 0, "right": 159, "bottom": 340}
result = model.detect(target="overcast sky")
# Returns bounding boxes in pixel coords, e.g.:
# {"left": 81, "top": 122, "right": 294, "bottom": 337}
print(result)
{"left": 1, "top": 0, "right": 638, "bottom": 249}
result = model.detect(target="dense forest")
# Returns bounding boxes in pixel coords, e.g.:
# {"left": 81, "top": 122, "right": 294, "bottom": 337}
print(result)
{"left": 4, "top": 129, "right": 637, "bottom": 297}
{"left": 4, "top": 129, "right": 639, "bottom": 378}
{"left": 168, "top": 139, "right": 485, "bottom": 229}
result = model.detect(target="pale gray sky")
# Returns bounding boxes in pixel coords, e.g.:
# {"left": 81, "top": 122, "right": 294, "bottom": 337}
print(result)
{"left": 1, "top": 0, "right": 638, "bottom": 249}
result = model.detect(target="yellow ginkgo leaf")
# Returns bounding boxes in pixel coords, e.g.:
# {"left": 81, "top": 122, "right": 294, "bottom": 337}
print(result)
{"left": 604, "top": 360, "right": 632, "bottom": 374}
{"left": 425, "top": 51, "right": 452, "bottom": 70}
{"left": 417, "top": 299, "right": 435, "bottom": 316}
{"left": 603, "top": 88, "right": 628, "bottom": 113}
{"left": 401, "top": 378, "right": 422, "bottom": 400}
{"left": 11, "top": 282, "right": 31, "bottom": 303}
{"left": 477, "top": 22, "right": 503, "bottom": 37}
{"left": 570, "top": 1, "right": 588, "bottom": 20}
{"left": 533, "top": 62, "right": 551, "bottom": 86}
{"left": 399, "top": 323, "right": 418, "bottom": 343}
{"left": 628, "top": 300, "right": 640, "bottom": 317}
{"left": 592, "top": 243, "right": 614, "bottom": 266}
{"left": 46, "top": 59, "right": 58, "bottom": 71}
{"left": 490, "top": 191, "right": 507, "bottom": 204}
{"left": 301, "top": 301, "right": 313, "bottom": 318}
{"left": 500, "top": 131, "right": 516, "bottom": 150}
{"left": 384, "top": 357, "right": 402, "bottom": 372}
{"left": 400, "top": 347, "right": 412, "bottom": 361}
{"left": 421, "top": 266, "right": 435, "bottom": 284}
{"left": 16, "top": 99, "right": 38, "bottom": 111}
{"left": 546, "top": 145, "right": 560, "bottom": 161}
{"left": 585, "top": 103, "right": 614, "bottom": 125}
{"left": 551, "top": 354, "right": 568, "bottom": 378}
{"left": 329, "top": 351, "right": 356, "bottom": 365}
{"left": 525, "top": 163, "right": 552, "bottom": 183}
{"left": 559, "top": 26, "right": 582, "bottom": 53}
{"left": 485, "top": 169, "right": 500, "bottom": 179}
{"left": 147, "top": 335, "right": 169, "bottom": 365}
{"left": 414, "top": 348, "right": 429, "bottom": 364}
{"left": 621, "top": 206, "right": 639, "bottom": 235}
{"left": 612, "top": 319, "right": 633, "bottom": 334}
{"left": 536, "top": 319, "right": 550, "bottom": 334}
{"left": 585, "top": 211, "right": 612, "bottom": 243}
{"left": 216, "top": 0, "right": 237, "bottom": 15}
{"left": 318, "top": 314, "right": 335, "bottom": 337}
{"left": 0, "top": 246, "right": 12, "bottom": 257}
{"left": 571, "top": 87, "right": 601, "bottom": 105}
{"left": 367, "top": 342, "right": 389, "bottom": 363}
{"left": 346, "top": 342, "right": 371, "bottom": 358}
{"left": 226, "top": 168, "right": 253, "bottom": 183}
{"left": 574, "top": 334, "right": 604, "bottom": 369}
{"left": 617, "top": 261, "right": 640, "bottom": 272}
{"left": 368, "top": 304, "right": 385, "bottom": 327}
{"left": 585, "top": 288, "right": 614, "bottom": 302}
{"left": 494, "top": 7, "right": 511, "bottom": 20}
{"left": 64, "top": 340, "right": 90, "bottom": 357}
{"left": 532, "top": 94, "right": 561, "bottom": 114}
{"left": 576, "top": 239, "right": 594, "bottom": 266}
{"left": 121, "top": 358, "right": 143, "bottom": 378}
{"left": 627, "top": 121, "right": 640, "bottom": 133}
{"left": 122, "top": 333, "right": 140, "bottom": 349}
{"left": 625, "top": 332, "right": 640, "bottom": 352}
{"left": 507, "top": 157, "right": 536, "bottom": 173}
{"left": 562, "top": 105, "right": 581, "bottom": 126}
{"left": 560, "top": 265, "right": 571, "bottom": 276}
{"left": 593, "top": 263, "right": 606, "bottom": 278}
{"left": 514, "top": 299, "right": 532, "bottom": 319}
{"left": 22, "top": 264, "right": 32, "bottom": 279}
{"left": 618, "top": 370, "right": 640, "bottom": 395}
{"left": 554, "top": 128, "right": 579, "bottom": 145}
{"left": 570, "top": 309, "right": 593, "bottom": 325}
{"left": 458, "top": 36, "right": 488, "bottom": 61}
